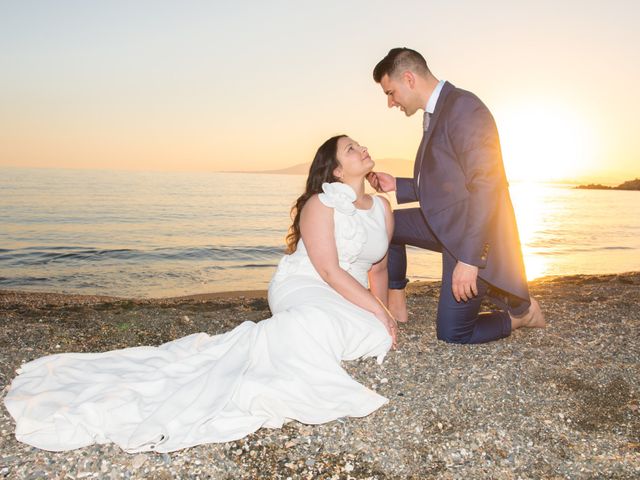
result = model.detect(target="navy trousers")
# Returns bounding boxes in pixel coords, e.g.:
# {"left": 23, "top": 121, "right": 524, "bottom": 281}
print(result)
{"left": 388, "top": 208, "right": 529, "bottom": 344}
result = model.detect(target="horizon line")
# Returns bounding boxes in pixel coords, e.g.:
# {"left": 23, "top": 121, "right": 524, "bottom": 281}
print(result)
{"left": 1, "top": 164, "right": 637, "bottom": 186}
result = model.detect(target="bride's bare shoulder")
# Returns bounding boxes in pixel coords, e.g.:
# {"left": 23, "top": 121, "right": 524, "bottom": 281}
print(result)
{"left": 300, "top": 194, "right": 332, "bottom": 219}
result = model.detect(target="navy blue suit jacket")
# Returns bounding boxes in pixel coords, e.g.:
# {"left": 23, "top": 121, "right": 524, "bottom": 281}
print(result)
{"left": 396, "top": 81, "right": 529, "bottom": 302}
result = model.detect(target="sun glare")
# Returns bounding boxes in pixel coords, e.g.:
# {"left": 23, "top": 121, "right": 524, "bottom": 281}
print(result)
{"left": 497, "top": 104, "right": 596, "bottom": 183}
{"left": 509, "top": 182, "right": 549, "bottom": 280}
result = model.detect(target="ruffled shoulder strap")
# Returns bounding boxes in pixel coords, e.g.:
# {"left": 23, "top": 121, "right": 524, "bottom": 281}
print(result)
{"left": 318, "top": 182, "right": 356, "bottom": 215}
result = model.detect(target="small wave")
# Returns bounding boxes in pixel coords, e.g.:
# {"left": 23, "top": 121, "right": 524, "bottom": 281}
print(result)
{"left": 21, "top": 245, "right": 92, "bottom": 251}
{"left": 0, "top": 276, "right": 50, "bottom": 285}
{"left": 535, "top": 245, "right": 635, "bottom": 255}
{"left": 0, "top": 245, "right": 285, "bottom": 266}
{"left": 231, "top": 263, "right": 278, "bottom": 269}
{"left": 0, "top": 248, "right": 136, "bottom": 265}
{"left": 145, "top": 246, "right": 284, "bottom": 262}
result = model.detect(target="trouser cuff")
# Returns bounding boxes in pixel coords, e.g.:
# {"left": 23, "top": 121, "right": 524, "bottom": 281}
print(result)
{"left": 508, "top": 298, "right": 531, "bottom": 317}
{"left": 389, "top": 278, "right": 409, "bottom": 290}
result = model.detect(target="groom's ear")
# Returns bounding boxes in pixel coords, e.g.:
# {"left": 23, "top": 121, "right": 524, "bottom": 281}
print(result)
{"left": 403, "top": 71, "right": 416, "bottom": 88}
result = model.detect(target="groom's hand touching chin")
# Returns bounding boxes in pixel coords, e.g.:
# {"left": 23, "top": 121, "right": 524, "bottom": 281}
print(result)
{"left": 452, "top": 261, "right": 479, "bottom": 302}
{"left": 366, "top": 172, "right": 396, "bottom": 193}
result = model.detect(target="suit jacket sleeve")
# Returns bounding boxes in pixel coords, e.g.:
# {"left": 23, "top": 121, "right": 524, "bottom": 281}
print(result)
{"left": 396, "top": 177, "right": 418, "bottom": 204}
{"left": 449, "top": 95, "right": 507, "bottom": 268}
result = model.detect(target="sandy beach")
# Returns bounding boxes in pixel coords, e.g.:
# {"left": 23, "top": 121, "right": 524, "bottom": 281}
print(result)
{"left": 1, "top": 272, "right": 638, "bottom": 479}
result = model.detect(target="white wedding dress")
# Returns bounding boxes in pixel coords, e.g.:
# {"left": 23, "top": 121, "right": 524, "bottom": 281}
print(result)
{"left": 5, "top": 183, "right": 392, "bottom": 453}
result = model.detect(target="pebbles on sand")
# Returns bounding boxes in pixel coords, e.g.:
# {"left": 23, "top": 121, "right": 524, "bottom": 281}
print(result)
{"left": 1, "top": 273, "right": 639, "bottom": 479}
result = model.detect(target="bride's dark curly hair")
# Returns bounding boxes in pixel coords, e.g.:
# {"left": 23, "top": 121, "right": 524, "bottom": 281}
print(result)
{"left": 285, "top": 134, "right": 347, "bottom": 253}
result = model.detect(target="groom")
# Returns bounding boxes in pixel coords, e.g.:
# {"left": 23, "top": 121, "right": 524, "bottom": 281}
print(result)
{"left": 368, "top": 48, "right": 545, "bottom": 344}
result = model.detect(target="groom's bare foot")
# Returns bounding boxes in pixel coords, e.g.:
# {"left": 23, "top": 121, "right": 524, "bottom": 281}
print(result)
{"left": 388, "top": 289, "right": 409, "bottom": 323}
{"left": 510, "top": 297, "right": 546, "bottom": 329}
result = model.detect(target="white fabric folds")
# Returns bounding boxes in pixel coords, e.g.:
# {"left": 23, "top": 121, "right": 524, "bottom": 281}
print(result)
{"left": 5, "top": 183, "right": 392, "bottom": 452}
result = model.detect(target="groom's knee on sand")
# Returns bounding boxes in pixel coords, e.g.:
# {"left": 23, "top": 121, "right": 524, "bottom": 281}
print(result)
{"left": 436, "top": 322, "right": 474, "bottom": 344}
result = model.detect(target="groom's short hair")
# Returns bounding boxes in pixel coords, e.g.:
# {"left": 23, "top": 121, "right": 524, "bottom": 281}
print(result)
{"left": 373, "top": 48, "right": 430, "bottom": 83}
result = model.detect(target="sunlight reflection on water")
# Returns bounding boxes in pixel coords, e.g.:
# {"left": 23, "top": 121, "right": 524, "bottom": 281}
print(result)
{"left": 385, "top": 181, "right": 640, "bottom": 282}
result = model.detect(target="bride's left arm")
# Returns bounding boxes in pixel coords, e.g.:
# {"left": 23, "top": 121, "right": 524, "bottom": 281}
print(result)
{"left": 368, "top": 196, "right": 394, "bottom": 307}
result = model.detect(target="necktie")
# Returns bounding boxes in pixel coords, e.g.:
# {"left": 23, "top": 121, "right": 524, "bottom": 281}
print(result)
{"left": 417, "top": 111, "right": 431, "bottom": 187}
{"left": 423, "top": 111, "right": 431, "bottom": 131}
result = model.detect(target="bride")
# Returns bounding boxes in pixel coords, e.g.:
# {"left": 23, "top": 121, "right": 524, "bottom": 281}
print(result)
{"left": 5, "top": 135, "right": 398, "bottom": 453}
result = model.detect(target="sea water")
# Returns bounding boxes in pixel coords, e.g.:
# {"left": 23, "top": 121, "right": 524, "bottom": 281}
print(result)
{"left": 1, "top": 168, "right": 638, "bottom": 297}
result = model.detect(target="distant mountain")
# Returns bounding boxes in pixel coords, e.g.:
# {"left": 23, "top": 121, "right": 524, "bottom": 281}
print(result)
{"left": 229, "top": 159, "right": 414, "bottom": 177}
{"left": 576, "top": 178, "right": 640, "bottom": 191}
{"left": 255, "top": 163, "right": 309, "bottom": 175}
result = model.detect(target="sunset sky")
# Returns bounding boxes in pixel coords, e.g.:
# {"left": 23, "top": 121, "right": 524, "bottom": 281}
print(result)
{"left": 1, "top": 0, "right": 638, "bottom": 183}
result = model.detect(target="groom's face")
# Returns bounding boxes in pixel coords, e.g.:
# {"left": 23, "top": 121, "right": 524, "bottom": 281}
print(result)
{"left": 380, "top": 73, "right": 419, "bottom": 117}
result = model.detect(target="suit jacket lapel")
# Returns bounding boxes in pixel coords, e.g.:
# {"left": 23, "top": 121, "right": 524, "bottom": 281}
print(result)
{"left": 413, "top": 81, "right": 456, "bottom": 181}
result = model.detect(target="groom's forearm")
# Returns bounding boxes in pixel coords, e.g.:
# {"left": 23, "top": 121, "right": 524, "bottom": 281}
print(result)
{"left": 396, "top": 177, "right": 418, "bottom": 204}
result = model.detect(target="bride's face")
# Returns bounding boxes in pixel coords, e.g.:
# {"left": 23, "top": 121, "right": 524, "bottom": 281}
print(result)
{"left": 334, "top": 137, "right": 375, "bottom": 180}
